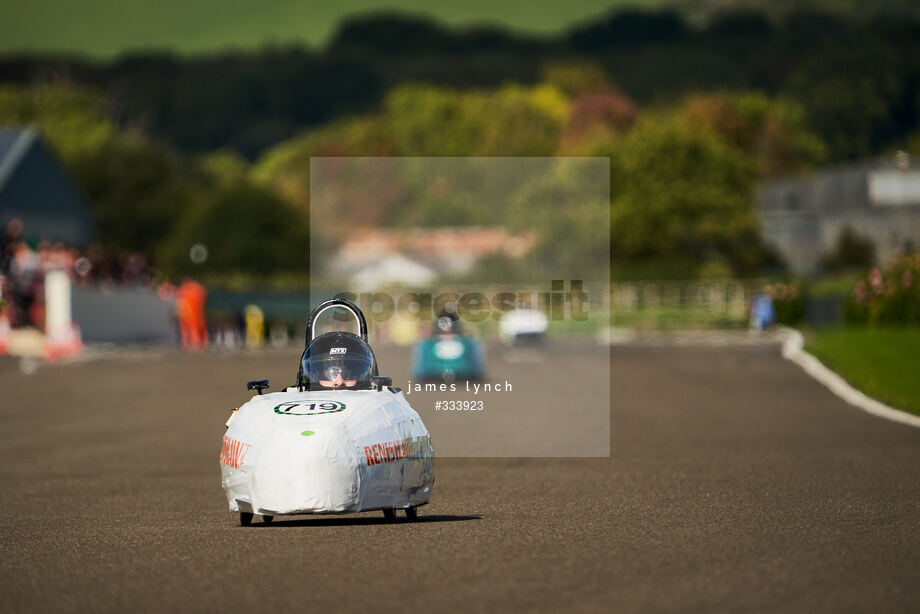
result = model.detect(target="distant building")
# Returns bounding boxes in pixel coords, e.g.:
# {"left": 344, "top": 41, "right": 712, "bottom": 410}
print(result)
{"left": 333, "top": 226, "right": 536, "bottom": 279}
{"left": 758, "top": 157, "right": 920, "bottom": 275}
{"left": 0, "top": 126, "right": 93, "bottom": 244}
{"left": 350, "top": 254, "right": 436, "bottom": 292}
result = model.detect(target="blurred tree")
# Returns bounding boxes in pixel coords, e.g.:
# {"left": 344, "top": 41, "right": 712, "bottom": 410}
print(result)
{"left": 198, "top": 149, "right": 250, "bottom": 187}
{"left": 0, "top": 84, "right": 116, "bottom": 165}
{"left": 566, "top": 9, "right": 688, "bottom": 50}
{"left": 159, "top": 185, "right": 308, "bottom": 277}
{"left": 907, "top": 132, "right": 920, "bottom": 156}
{"left": 385, "top": 83, "right": 565, "bottom": 156}
{"left": 701, "top": 10, "right": 774, "bottom": 43}
{"left": 0, "top": 84, "right": 208, "bottom": 255}
{"left": 598, "top": 113, "right": 766, "bottom": 276}
{"left": 561, "top": 88, "right": 637, "bottom": 154}
{"left": 253, "top": 116, "right": 398, "bottom": 215}
{"left": 329, "top": 13, "right": 458, "bottom": 57}
{"left": 71, "top": 135, "right": 207, "bottom": 254}
{"left": 385, "top": 158, "right": 548, "bottom": 228}
{"left": 4, "top": 7, "right": 920, "bottom": 163}
{"left": 784, "top": 38, "right": 914, "bottom": 160}
{"left": 506, "top": 158, "right": 610, "bottom": 278}
{"left": 541, "top": 61, "right": 612, "bottom": 96}
{"left": 680, "top": 92, "right": 826, "bottom": 175}
{"left": 103, "top": 48, "right": 383, "bottom": 158}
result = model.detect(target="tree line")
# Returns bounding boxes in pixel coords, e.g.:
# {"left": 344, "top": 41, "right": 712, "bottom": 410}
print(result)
{"left": 1, "top": 8, "right": 919, "bottom": 161}
{"left": 1, "top": 7, "right": 918, "bottom": 283}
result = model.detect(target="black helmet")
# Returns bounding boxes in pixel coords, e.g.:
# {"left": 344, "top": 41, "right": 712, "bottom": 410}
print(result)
{"left": 433, "top": 310, "right": 462, "bottom": 336}
{"left": 300, "top": 331, "right": 378, "bottom": 389}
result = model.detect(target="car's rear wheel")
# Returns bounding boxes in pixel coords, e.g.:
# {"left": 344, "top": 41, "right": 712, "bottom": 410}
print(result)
{"left": 239, "top": 512, "right": 253, "bottom": 526}
{"left": 383, "top": 509, "right": 396, "bottom": 521}
{"left": 405, "top": 507, "right": 418, "bottom": 521}
{"left": 262, "top": 515, "right": 274, "bottom": 524}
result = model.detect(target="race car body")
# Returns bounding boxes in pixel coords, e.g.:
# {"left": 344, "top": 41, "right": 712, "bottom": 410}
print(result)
{"left": 219, "top": 298, "right": 434, "bottom": 524}
{"left": 410, "top": 311, "right": 485, "bottom": 382}
{"left": 220, "top": 388, "right": 433, "bottom": 516}
{"left": 411, "top": 334, "right": 486, "bottom": 382}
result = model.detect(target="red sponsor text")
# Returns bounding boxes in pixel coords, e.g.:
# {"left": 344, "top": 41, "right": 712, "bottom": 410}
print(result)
{"left": 364, "top": 439, "right": 407, "bottom": 466}
{"left": 220, "top": 435, "right": 252, "bottom": 471}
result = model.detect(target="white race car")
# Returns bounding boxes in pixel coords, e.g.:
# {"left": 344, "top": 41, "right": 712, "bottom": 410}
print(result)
{"left": 499, "top": 307, "right": 549, "bottom": 346}
{"left": 220, "top": 299, "right": 434, "bottom": 525}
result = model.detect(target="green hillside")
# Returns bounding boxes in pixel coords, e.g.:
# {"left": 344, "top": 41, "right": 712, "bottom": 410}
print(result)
{"left": 0, "top": 0, "right": 659, "bottom": 58}
{"left": 5, "top": 0, "right": 917, "bottom": 58}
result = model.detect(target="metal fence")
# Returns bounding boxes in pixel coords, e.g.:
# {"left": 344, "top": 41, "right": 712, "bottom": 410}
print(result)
{"left": 612, "top": 281, "right": 749, "bottom": 316}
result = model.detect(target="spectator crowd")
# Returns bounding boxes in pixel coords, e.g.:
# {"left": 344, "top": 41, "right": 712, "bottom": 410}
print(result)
{"left": 0, "top": 217, "right": 157, "bottom": 330}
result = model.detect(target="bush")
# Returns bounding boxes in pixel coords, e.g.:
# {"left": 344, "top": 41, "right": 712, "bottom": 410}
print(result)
{"left": 844, "top": 253, "right": 920, "bottom": 326}
{"left": 820, "top": 227, "right": 875, "bottom": 272}
{"left": 158, "top": 185, "right": 308, "bottom": 278}
{"left": 765, "top": 280, "right": 805, "bottom": 325}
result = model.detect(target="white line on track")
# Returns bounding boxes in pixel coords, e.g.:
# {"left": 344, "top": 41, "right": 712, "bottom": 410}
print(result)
{"left": 781, "top": 328, "right": 920, "bottom": 428}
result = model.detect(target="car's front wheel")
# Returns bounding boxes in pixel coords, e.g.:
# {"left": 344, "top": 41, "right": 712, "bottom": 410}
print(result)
{"left": 239, "top": 512, "right": 253, "bottom": 526}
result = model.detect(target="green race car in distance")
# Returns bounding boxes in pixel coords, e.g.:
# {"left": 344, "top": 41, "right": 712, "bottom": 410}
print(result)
{"left": 410, "top": 312, "right": 486, "bottom": 383}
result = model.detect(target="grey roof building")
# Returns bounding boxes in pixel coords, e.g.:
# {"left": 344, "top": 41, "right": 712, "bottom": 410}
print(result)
{"left": 758, "top": 157, "right": 920, "bottom": 275}
{"left": 0, "top": 126, "right": 94, "bottom": 244}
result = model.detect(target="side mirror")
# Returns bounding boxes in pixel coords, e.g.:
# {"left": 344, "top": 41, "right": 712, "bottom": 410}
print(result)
{"left": 246, "top": 379, "right": 270, "bottom": 395}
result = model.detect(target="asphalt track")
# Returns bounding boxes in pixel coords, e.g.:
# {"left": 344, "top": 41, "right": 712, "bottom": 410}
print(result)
{"left": 1, "top": 341, "right": 919, "bottom": 612}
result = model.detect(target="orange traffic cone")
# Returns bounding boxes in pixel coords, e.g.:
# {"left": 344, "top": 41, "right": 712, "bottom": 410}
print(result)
{"left": 44, "top": 321, "right": 82, "bottom": 360}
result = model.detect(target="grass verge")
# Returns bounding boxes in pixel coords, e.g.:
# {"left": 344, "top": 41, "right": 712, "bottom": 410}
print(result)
{"left": 806, "top": 327, "right": 920, "bottom": 416}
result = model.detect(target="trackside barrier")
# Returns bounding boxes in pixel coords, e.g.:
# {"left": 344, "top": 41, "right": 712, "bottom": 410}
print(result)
{"left": 44, "top": 270, "right": 82, "bottom": 360}
{"left": 612, "top": 281, "right": 749, "bottom": 314}
{"left": 71, "top": 285, "right": 176, "bottom": 344}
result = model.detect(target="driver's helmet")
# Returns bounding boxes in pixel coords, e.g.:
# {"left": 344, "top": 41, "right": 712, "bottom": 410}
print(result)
{"left": 433, "top": 311, "right": 462, "bottom": 336}
{"left": 301, "top": 331, "right": 378, "bottom": 389}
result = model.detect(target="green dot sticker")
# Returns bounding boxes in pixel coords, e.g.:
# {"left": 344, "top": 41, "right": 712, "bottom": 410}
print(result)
{"left": 301, "top": 430, "right": 315, "bottom": 437}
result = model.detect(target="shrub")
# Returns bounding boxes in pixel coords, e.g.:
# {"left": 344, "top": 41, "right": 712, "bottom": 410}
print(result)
{"left": 844, "top": 253, "right": 920, "bottom": 325}
{"left": 765, "top": 280, "right": 805, "bottom": 325}
{"left": 820, "top": 227, "right": 875, "bottom": 272}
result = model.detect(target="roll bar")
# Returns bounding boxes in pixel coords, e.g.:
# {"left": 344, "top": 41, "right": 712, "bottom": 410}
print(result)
{"left": 305, "top": 298, "right": 368, "bottom": 347}
{"left": 291, "top": 299, "right": 396, "bottom": 392}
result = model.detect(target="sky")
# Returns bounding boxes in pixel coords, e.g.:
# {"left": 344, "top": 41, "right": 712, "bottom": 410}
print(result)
{"left": 0, "top": 0, "right": 664, "bottom": 58}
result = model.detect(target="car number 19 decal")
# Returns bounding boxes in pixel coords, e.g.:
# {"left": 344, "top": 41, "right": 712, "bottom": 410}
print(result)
{"left": 273, "top": 400, "right": 346, "bottom": 415}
